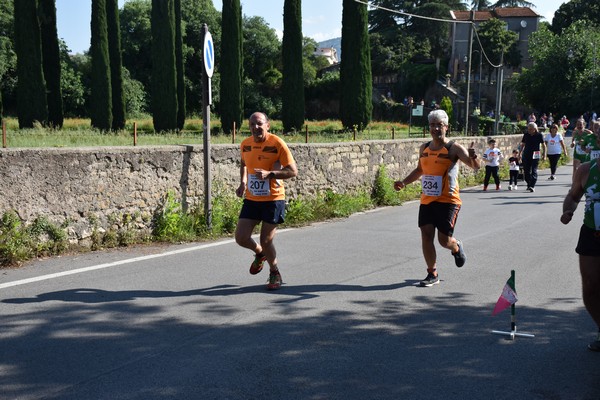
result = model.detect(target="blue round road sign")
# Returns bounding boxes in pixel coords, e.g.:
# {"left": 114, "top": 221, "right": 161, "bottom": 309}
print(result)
{"left": 203, "top": 31, "right": 214, "bottom": 78}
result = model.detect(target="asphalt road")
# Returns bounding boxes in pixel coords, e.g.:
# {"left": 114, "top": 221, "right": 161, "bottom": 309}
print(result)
{"left": 1, "top": 164, "right": 598, "bottom": 400}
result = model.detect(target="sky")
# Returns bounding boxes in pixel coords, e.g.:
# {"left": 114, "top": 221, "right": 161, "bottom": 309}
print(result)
{"left": 55, "top": 0, "right": 567, "bottom": 55}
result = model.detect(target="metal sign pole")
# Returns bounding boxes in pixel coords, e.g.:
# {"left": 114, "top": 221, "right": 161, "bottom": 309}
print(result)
{"left": 202, "top": 24, "right": 214, "bottom": 229}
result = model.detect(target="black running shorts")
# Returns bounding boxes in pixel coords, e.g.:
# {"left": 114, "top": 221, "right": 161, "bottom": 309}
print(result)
{"left": 576, "top": 225, "right": 600, "bottom": 257}
{"left": 239, "top": 199, "right": 286, "bottom": 225}
{"left": 418, "top": 202, "right": 461, "bottom": 236}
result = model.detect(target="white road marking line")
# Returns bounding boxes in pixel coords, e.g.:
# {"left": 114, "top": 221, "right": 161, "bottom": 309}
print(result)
{"left": 0, "top": 228, "right": 295, "bottom": 290}
{"left": 0, "top": 240, "right": 235, "bottom": 289}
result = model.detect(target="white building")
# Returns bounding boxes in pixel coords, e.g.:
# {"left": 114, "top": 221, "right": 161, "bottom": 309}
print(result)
{"left": 314, "top": 47, "right": 339, "bottom": 65}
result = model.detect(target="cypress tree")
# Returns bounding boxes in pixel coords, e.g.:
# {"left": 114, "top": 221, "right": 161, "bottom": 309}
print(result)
{"left": 151, "top": 0, "right": 178, "bottom": 133}
{"left": 340, "top": 0, "right": 372, "bottom": 131}
{"left": 281, "top": 0, "right": 304, "bottom": 133}
{"left": 90, "top": 0, "right": 113, "bottom": 131}
{"left": 106, "top": 0, "right": 126, "bottom": 130}
{"left": 14, "top": 0, "right": 48, "bottom": 129}
{"left": 219, "top": 0, "right": 242, "bottom": 135}
{"left": 39, "top": 0, "right": 63, "bottom": 128}
{"left": 174, "top": 0, "right": 185, "bottom": 131}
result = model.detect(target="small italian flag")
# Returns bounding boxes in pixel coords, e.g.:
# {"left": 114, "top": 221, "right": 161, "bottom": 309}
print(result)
{"left": 492, "top": 275, "right": 518, "bottom": 316}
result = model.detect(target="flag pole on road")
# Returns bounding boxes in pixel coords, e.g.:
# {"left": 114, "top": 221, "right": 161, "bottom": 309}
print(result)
{"left": 491, "top": 270, "right": 535, "bottom": 340}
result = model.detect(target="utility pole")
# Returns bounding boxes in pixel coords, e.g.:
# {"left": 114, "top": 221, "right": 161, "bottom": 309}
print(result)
{"left": 476, "top": 49, "right": 482, "bottom": 111}
{"left": 464, "top": 12, "right": 474, "bottom": 136}
{"left": 493, "top": 53, "right": 504, "bottom": 135}
{"left": 591, "top": 43, "right": 597, "bottom": 112}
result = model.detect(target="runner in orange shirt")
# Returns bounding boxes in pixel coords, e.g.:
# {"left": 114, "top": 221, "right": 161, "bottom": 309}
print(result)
{"left": 393, "top": 110, "right": 480, "bottom": 287}
{"left": 234, "top": 112, "right": 298, "bottom": 290}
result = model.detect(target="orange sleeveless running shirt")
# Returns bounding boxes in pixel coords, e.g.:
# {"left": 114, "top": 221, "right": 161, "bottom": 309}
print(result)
{"left": 240, "top": 132, "right": 295, "bottom": 202}
{"left": 419, "top": 141, "right": 462, "bottom": 205}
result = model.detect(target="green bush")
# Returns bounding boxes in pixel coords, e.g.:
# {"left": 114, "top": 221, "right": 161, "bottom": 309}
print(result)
{"left": 199, "top": 186, "right": 243, "bottom": 237}
{"left": 152, "top": 186, "right": 244, "bottom": 242}
{"left": 322, "top": 189, "right": 373, "bottom": 218}
{"left": 373, "top": 98, "right": 409, "bottom": 123}
{"left": 285, "top": 189, "right": 372, "bottom": 225}
{"left": 477, "top": 116, "right": 495, "bottom": 136}
{"left": 152, "top": 190, "right": 198, "bottom": 242}
{"left": 285, "top": 197, "right": 315, "bottom": 225}
{"left": 26, "top": 216, "right": 68, "bottom": 255}
{"left": 0, "top": 211, "right": 68, "bottom": 265}
{"left": 440, "top": 96, "right": 453, "bottom": 128}
{"left": 372, "top": 165, "right": 402, "bottom": 206}
{"left": 0, "top": 211, "right": 34, "bottom": 265}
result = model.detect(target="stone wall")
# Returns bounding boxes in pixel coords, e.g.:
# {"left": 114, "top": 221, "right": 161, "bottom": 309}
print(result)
{"left": 0, "top": 135, "right": 522, "bottom": 245}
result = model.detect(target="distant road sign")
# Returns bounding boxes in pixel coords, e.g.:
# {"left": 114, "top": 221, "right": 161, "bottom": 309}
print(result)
{"left": 412, "top": 105, "right": 424, "bottom": 116}
{"left": 203, "top": 31, "right": 214, "bottom": 78}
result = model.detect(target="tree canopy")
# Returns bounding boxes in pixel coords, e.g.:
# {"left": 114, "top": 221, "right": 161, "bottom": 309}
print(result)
{"left": 550, "top": 0, "right": 600, "bottom": 35}
{"left": 4, "top": 0, "right": 579, "bottom": 128}
{"left": 476, "top": 18, "right": 520, "bottom": 76}
{"left": 513, "top": 20, "right": 600, "bottom": 115}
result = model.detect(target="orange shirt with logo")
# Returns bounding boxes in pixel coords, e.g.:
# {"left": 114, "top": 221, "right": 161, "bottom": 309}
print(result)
{"left": 419, "top": 141, "right": 462, "bottom": 205}
{"left": 241, "top": 133, "right": 295, "bottom": 201}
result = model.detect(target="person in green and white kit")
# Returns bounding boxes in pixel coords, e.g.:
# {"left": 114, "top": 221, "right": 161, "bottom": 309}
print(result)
{"left": 561, "top": 130, "right": 600, "bottom": 351}
{"left": 570, "top": 118, "right": 593, "bottom": 179}
{"left": 584, "top": 120, "right": 600, "bottom": 163}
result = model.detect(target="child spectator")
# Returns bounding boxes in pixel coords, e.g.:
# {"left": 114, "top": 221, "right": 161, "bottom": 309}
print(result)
{"left": 482, "top": 139, "right": 504, "bottom": 191}
{"left": 508, "top": 149, "right": 520, "bottom": 191}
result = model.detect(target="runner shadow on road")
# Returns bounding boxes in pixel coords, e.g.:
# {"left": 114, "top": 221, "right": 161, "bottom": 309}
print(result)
{"left": 1, "top": 281, "right": 418, "bottom": 304}
{"left": 2, "top": 291, "right": 598, "bottom": 400}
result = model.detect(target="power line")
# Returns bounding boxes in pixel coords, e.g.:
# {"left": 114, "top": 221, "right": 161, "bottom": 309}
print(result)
{"left": 353, "top": 0, "right": 504, "bottom": 68}
{"left": 353, "top": 0, "right": 471, "bottom": 25}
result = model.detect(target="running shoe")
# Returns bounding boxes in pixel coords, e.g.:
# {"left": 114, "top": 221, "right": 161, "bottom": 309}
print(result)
{"left": 267, "top": 269, "right": 282, "bottom": 290}
{"left": 588, "top": 332, "right": 600, "bottom": 351}
{"left": 452, "top": 240, "right": 467, "bottom": 268}
{"left": 589, "top": 340, "right": 600, "bottom": 351}
{"left": 420, "top": 272, "right": 439, "bottom": 287}
{"left": 249, "top": 253, "right": 267, "bottom": 275}
{"left": 514, "top": 185, "right": 518, "bottom": 190}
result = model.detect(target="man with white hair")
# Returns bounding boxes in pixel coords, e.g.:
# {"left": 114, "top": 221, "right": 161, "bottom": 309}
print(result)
{"left": 393, "top": 110, "right": 480, "bottom": 287}
{"left": 519, "top": 122, "right": 546, "bottom": 192}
